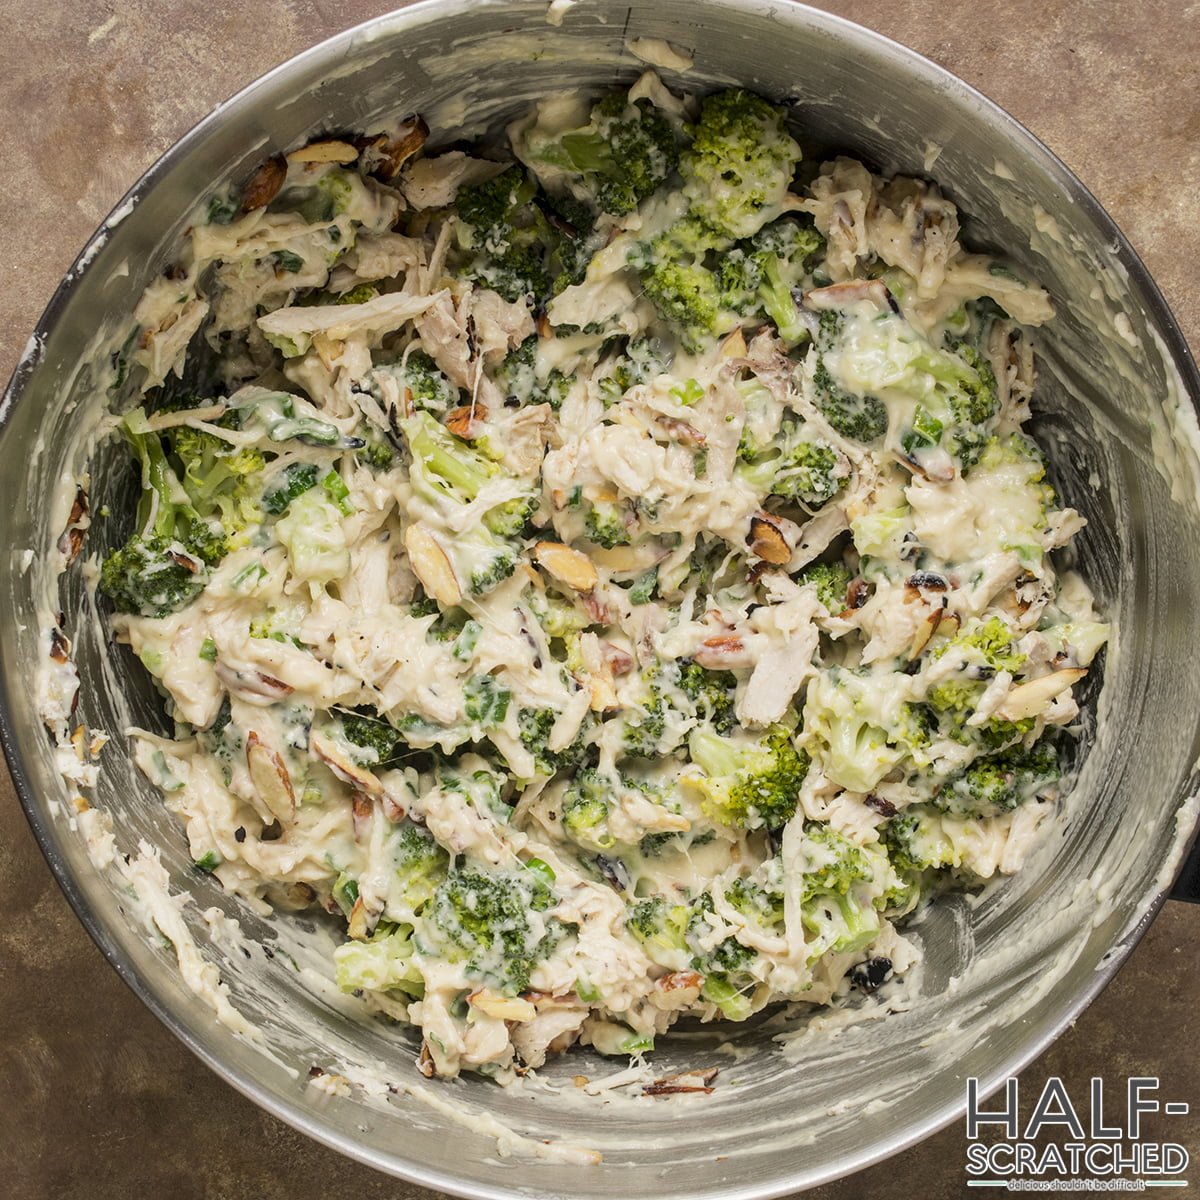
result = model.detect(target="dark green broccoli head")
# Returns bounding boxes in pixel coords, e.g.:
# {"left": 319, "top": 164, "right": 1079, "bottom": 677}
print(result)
{"left": 394, "top": 823, "right": 450, "bottom": 914}
{"left": 678, "top": 660, "right": 737, "bottom": 735}
{"left": 687, "top": 723, "right": 809, "bottom": 830}
{"left": 99, "top": 414, "right": 231, "bottom": 617}
{"left": 813, "top": 357, "right": 889, "bottom": 442}
{"left": 427, "top": 868, "right": 554, "bottom": 994}
{"left": 402, "top": 351, "right": 461, "bottom": 415}
{"left": 561, "top": 767, "right": 616, "bottom": 850}
{"left": 100, "top": 535, "right": 212, "bottom": 617}
{"left": 517, "top": 706, "right": 592, "bottom": 776}
{"left": 455, "top": 164, "right": 553, "bottom": 302}
{"left": 680, "top": 89, "right": 802, "bottom": 239}
{"left": 340, "top": 708, "right": 404, "bottom": 766}
{"left": 798, "top": 560, "right": 853, "bottom": 613}
{"left": 936, "top": 738, "right": 1060, "bottom": 818}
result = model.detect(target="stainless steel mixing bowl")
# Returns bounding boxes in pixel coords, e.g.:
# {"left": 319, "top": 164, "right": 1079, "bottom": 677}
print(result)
{"left": 3, "top": 2, "right": 1200, "bottom": 1196}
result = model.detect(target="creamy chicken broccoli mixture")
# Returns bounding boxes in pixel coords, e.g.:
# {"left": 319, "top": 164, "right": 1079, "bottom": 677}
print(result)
{"left": 95, "top": 74, "right": 1108, "bottom": 1081}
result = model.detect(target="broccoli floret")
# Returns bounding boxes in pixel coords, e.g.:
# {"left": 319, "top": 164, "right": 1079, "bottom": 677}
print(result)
{"left": 795, "top": 823, "right": 885, "bottom": 961}
{"left": 798, "top": 561, "right": 853, "bottom": 614}
{"left": 737, "top": 415, "right": 847, "bottom": 506}
{"left": 926, "top": 617, "right": 1027, "bottom": 716}
{"left": 726, "top": 874, "right": 784, "bottom": 930}
{"left": 463, "top": 673, "right": 511, "bottom": 728}
{"left": 340, "top": 707, "right": 404, "bottom": 766}
{"left": 802, "top": 668, "right": 912, "bottom": 794}
{"left": 427, "top": 868, "right": 555, "bottom": 994}
{"left": 629, "top": 216, "right": 729, "bottom": 350}
{"left": 495, "top": 335, "right": 572, "bottom": 410}
{"left": 813, "top": 361, "right": 889, "bottom": 442}
{"left": 401, "top": 351, "right": 461, "bottom": 415}
{"left": 680, "top": 89, "right": 802, "bottom": 240}
{"left": 583, "top": 500, "right": 631, "bottom": 548}
{"left": 333, "top": 925, "right": 424, "bottom": 998}
{"left": 165, "top": 409, "right": 266, "bottom": 537}
{"left": 99, "top": 411, "right": 230, "bottom": 617}
{"left": 678, "top": 660, "right": 737, "bottom": 735}
{"left": 797, "top": 824, "right": 873, "bottom": 899}
{"left": 393, "top": 823, "right": 450, "bottom": 915}
{"left": 261, "top": 461, "right": 320, "bottom": 515}
{"left": 625, "top": 896, "right": 691, "bottom": 969}
{"left": 619, "top": 663, "right": 678, "bottom": 760}
{"left": 561, "top": 767, "right": 616, "bottom": 851}
{"left": 687, "top": 723, "right": 809, "bottom": 830}
{"left": 638, "top": 256, "right": 723, "bottom": 346}
{"left": 454, "top": 165, "right": 553, "bottom": 302}
{"left": 596, "top": 336, "right": 673, "bottom": 405}
{"left": 402, "top": 411, "right": 533, "bottom": 539}
{"left": 936, "top": 738, "right": 1060, "bottom": 818}
{"left": 517, "top": 706, "right": 592, "bottom": 777}
{"left": 883, "top": 805, "right": 958, "bottom": 876}
{"left": 519, "top": 91, "right": 678, "bottom": 217}
{"left": 717, "top": 217, "right": 823, "bottom": 343}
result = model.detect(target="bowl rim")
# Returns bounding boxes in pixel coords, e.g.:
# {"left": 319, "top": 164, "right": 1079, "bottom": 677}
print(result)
{"left": 2, "top": 1, "right": 1199, "bottom": 1196}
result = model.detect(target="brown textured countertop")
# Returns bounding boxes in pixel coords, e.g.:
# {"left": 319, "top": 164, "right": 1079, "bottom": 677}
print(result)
{"left": 1, "top": 2, "right": 1197, "bottom": 1197}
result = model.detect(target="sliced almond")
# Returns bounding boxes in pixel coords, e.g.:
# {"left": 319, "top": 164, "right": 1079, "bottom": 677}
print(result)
{"left": 994, "top": 668, "right": 1086, "bottom": 722}
{"left": 534, "top": 541, "right": 598, "bottom": 591}
{"left": 695, "top": 634, "right": 753, "bottom": 668}
{"left": 310, "top": 729, "right": 382, "bottom": 794}
{"left": 657, "top": 416, "right": 706, "bottom": 445}
{"left": 587, "top": 672, "right": 619, "bottom": 713}
{"left": 57, "top": 485, "right": 89, "bottom": 565}
{"left": 287, "top": 139, "right": 359, "bottom": 165}
{"left": 381, "top": 789, "right": 408, "bottom": 823}
{"left": 240, "top": 154, "right": 287, "bottom": 213}
{"left": 802, "top": 279, "right": 891, "bottom": 312}
{"left": 600, "top": 642, "right": 634, "bottom": 676}
{"left": 747, "top": 514, "right": 790, "bottom": 565}
{"left": 908, "top": 606, "right": 945, "bottom": 660}
{"left": 417, "top": 1041, "right": 435, "bottom": 1078}
{"left": 469, "top": 988, "right": 536, "bottom": 1022}
{"left": 49, "top": 626, "right": 71, "bottom": 664}
{"left": 347, "top": 895, "right": 371, "bottom": 941}
{"left": 657, "top": 970, "right": 703, "bottom": 994}
{"left": 364, "top": 115, "right": 429, "bottom": 180}
{"left": 720, "top": 327, "right": 747, "bottom": 358}
{"left": 350, "top": 791, "right": 374, "bottom": 843}
{"left": 404, "top": 523, "right": 462, "bottom": 606}
{"left": 216, "top": 662, "right": 294, "bottom": 705}
{"left": 246, "top": 731, "right": 296, "bottom": 825}
{"left": 444, "top": 403, "right": 488, "bottom": 439}
{"left": 312, "top": 332, "right": 345, "bottom": 370}
{"left": 583, "top": 482, "right": 620, "bottom": 505}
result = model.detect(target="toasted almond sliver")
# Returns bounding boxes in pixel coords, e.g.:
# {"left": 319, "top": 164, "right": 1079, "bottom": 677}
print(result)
{"left": 287, "top": 139, "right": 359, "bottom": 165}
{"left": 444, "top": 403, "right": 488, "bottom": 439}
{"left": 468, "top": 988, "right": 536, "bottom": 1022}
{"left": 310, "top": 730, "right": 381, "bottom": 794}
{"left": 747, "top": 514, "right": 790, "bottom": 565}
{"left": 404, "top": 524, "right": 462, "bottom": 606}
{"left": 347, "top": 896, "right": 370, "bottom": 941}
{"left": 908, "top": 607, "right": 944, "bottom": 660}
{"left": 240, "top": 155, "right": 287, "bottom": 213}
{"left": 246, "top": 731, "right": 296, "bottom": 825}
{"left": 534, "top": 541, "right": 598, "bottom": 591}
{"left": 720, "top": 327, "right": 747, "bottom": 358}
{"left": 994, "top": 668, "right": 1087, "bottom": 722}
